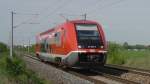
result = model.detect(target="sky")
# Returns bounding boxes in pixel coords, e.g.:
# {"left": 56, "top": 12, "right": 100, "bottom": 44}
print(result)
{"left": 0, "top": 0, "right": 150, "bottom": 45}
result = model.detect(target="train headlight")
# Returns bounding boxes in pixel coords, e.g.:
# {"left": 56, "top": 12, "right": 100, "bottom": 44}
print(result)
{"left": 78, "top": 45, "right": 81, "bottom": 48}
{"left": 100, "top": 46, "right": 104, "bottom": 48}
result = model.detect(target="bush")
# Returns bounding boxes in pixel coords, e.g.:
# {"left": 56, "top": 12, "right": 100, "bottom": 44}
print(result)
{"left": 0, "top": 42, "right": 47, "bottom": 83}
{"left": 107, "top": 42, "right": 126, "bottom": 64}
{"left": 5, "top": 57, "right": 25, "bottom": 76}
{"left": 0, "top": 52, "right": 47, "bottom": 84}
{"left": 0, "top": 42, "right": 8, "bottom": 53}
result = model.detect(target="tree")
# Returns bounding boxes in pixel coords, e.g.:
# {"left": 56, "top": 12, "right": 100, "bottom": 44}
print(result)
{"left": 123, "top": 42, "right": 129, "bottom": 49}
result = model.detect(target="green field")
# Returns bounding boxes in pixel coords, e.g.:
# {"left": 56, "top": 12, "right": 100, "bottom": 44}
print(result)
{"left": 122, "top": 50, "right": 150, "bottom": 69}
{"left": 107, "top": 42, "right": 150, "bottom": 70}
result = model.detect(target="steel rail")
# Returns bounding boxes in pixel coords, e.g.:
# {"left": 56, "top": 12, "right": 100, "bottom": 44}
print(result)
{"left": 105, "top": 64, "right": 150, "bottom": 77}
{"left": 90, "top": 69, "right": 139, "bottom": 84}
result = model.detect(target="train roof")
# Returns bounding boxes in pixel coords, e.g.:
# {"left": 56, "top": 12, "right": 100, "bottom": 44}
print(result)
{"left": 38, "top": 20, "right": 99, "bottom": 36}
{"left": 69, "top": 20, "right": 98, "bottom": 24}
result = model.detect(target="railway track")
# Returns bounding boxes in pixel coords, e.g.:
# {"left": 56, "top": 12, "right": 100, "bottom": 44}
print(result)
{"left": 24, "top": 53, "right": 106, "bottom": 84}
{"left": 105, "top": 64, "right": 150, "bottom": 77}
{"left": 24, "top": 53, "right": 150, "bottom": 84}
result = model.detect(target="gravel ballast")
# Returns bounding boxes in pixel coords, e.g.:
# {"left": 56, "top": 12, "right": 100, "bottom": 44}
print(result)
{"left": 22, "top": 56, "right": 94, "bottom": 84}
{"left": 121, "top": 72, "right": 150, "bottom": 84}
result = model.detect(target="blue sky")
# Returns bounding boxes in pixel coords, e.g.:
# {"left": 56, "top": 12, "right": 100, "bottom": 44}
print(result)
{"left": 0, "top": 0, "right": 150, "bottom": 45}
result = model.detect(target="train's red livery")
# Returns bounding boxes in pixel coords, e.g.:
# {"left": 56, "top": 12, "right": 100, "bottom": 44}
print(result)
{"left": 36, "top": 20, "right": 107, "bottom": 68}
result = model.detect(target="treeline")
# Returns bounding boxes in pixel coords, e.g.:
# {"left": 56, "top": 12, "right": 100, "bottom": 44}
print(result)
{"left": 14, "top": 44, "right": 35, "bottom": 53}
{"left": 123, "top": 42, "right": 150, "bottom": 50}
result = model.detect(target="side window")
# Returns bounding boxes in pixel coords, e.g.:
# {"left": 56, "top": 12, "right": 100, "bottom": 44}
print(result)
{"left": 41, "top": 39, "right": 46, "bottom": 52}
{"left": 45, "top": 40, "right": 49, "bottom": 52}
{"left": 55, "top": 32, "right": 61, "bottom": 46}
{"left": 41, "top": 39, "right": 50, "bottom": 53}
{"left": 46, "top": 38, "right": 52, "bottom": 53}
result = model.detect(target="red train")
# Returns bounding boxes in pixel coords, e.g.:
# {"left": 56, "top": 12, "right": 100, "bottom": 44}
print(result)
{"left": 35, "top": 20, "right": 107, "bottom": 68}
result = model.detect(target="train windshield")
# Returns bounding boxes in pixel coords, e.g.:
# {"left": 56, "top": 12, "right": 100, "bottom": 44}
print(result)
{"left": 76, "top": 24, "right": 103, "bottom": 48}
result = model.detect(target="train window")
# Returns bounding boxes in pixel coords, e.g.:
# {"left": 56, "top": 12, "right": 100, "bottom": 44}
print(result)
{"left": 40, "top": 39, "right": 50, "bottom": 52}
{"left": 54, "top": 33, "right": 57, "bottom": 37}
{"left": 41, "top": 39, "right": 46, "bottom": 52}
{"left": 46, "top": 42, "right": 49, "bottom": 52}
{"left": 55, "top": 32, "right": 61, "bottom": 46}
{"left": 76, "top": 24, "right": 103, "bottom": 48}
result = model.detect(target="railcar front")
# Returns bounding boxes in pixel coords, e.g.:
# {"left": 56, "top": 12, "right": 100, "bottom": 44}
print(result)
{"left": 63, "top": 21, "right": 107, "bottom": 68}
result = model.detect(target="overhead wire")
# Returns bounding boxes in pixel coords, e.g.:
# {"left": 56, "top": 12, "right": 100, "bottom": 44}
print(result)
{"left": 13, "top": 12, "right": 39, "bottom": 29}
{"left": 57, "top": 0, "right": 104, "bottom": 20}
{"left": 52, "top": 0, "right": 125, "bottom": 21}
{"left": 12, "top": 0, "right": 71, "bottom": 45}
{"left": 38, "top": 0, "right": 72, "bottom": 21}
{"left": 37, "top": 0, "right": 60, "bottom": 14}
{"left": 12, "top": 12, "right": 40, "bottom": 45}
{"left": 14, "top": 12, "right": 39, "bottom": 16}
{"left": 13, "top": 0, "right": 127, "bottom": 29}
{"left": 59, "top": 13, "right": 83, "bottom": 17}
{"left": 12, "top": 0, "right": 127, "bottom": 45}
{"left": 87, "top": 0, "right": 127, "bottom": 15}
{"left": 10, "top": 0, "right": 60, "bottom": 29}
{"left": 34, "top": 0, "right": 113, "bottom": 26}
{"left": 37, "top": 0, "right": 74, "bottom": 28}
{"left": 84, "top": 0, "right": 104, "bottom": 13}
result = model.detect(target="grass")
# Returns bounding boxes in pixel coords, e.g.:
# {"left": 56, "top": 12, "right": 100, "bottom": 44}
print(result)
{"left": 107, "top": 42, "right": 150, "bottom": 70}
{"left": 121, "top": 50, "right": 150, "bottom": 69}
{"left": 0, "top": 42, "right": 50, "bottom": 84}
